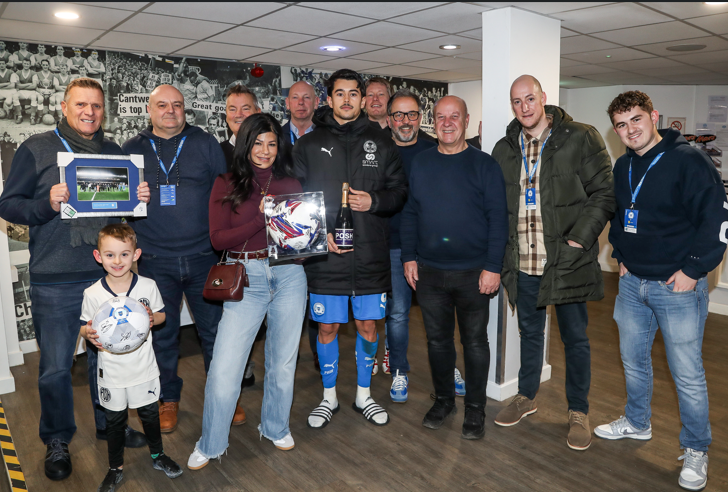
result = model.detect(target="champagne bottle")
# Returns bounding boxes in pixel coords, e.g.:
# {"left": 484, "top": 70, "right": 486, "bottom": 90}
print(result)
{"left": 334, "top": 182, "right": 354, "bottom": 249}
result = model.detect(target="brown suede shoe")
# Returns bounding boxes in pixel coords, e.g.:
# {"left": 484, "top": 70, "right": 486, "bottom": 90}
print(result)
{"left": 567, "top": 410, "right": 591, "bottom": 451}
{"left": 159, "top": 401, "right": 179, "bottom": 433}
{"left": 232, "top": 405, "right": 247, "bottom": 426}
{"left": 494, "top": 394, "right": 537, "bottom": 427}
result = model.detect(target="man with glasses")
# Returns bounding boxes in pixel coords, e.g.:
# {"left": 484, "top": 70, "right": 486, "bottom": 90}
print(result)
{"left": 401, "top": 96, "right": 508, "bottom": 440}
{"left": 384, "top": 89, "right": 436, "bottom": 403}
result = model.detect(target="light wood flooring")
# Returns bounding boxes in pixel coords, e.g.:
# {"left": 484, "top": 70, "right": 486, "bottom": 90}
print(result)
{"left": 1, "top": 272, "right": 726, "bottom": 492}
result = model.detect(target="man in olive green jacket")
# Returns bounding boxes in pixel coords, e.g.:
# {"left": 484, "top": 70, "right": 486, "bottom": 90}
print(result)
{"left": 490, "top": 75, "right": 615, "bottom": 451}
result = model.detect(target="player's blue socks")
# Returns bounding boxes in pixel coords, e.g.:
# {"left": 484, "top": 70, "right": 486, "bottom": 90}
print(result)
{"left": 356, "top": 333, "right": 378, "bottom": 388}
{"left": 317, "top": 335, "right": 339, "bottom": 389}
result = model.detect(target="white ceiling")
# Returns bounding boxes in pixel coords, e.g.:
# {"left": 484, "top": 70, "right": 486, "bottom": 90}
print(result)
{"left": 1, "top": 2, "right": 728, "bottom": 87}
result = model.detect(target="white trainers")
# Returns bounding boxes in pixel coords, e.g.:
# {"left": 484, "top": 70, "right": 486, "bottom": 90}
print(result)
{"left": 273, "top": 433, "right": 295, "bottom": 451}
{"left": 454, "top": 368, "right": 466, "bottom": 397}
{"left": 594, "top": 415, "right": 652, "bottom": 440}
{"left": 187, "top": 448, "right": 209, "bottom": 470}
{"left": 678, "top": 448, "right": 708, "bottom": 491}
{"left": 372, "top": 357, "right": 379, "bottom": 376}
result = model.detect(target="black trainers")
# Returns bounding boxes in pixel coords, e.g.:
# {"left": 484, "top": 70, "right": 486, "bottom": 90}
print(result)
{"left": 462, "top": 404, "right": 485, "bottom": 440}
{"left": 422, "top": 396, "right": 456, "bottom": 430}
{"left": 97, "top": 468, "right": 123, "bottom": 492}
{"left": 96, "top": 426, "right": 147, "bottom": 448}
{"left": 45, "top": 439, "right": 72, "bottom": 480}
{"left": 152, "top": 453, "right": 183, "bottom": 478}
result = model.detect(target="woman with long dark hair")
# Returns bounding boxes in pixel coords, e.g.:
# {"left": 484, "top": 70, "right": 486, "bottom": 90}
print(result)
{"left": 188, "top": 113, "right": 306, "bottom": 469}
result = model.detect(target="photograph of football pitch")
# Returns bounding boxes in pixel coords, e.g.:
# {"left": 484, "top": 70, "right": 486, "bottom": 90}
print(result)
{"left": 76, "top": 166, "right": 130, "bottom": 201}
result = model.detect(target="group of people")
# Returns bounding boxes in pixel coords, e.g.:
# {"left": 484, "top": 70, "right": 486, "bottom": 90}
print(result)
{"left": 0, "top": 41, "right": 104, "bottom": 124}
{"left": 0, "top": 64, "right": 725, "bottom": 492}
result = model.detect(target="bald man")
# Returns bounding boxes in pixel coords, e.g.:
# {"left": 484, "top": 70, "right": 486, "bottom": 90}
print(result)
{"left": 123, "top": 84, "right": 227, "bottom": 432}
{"left": 491, "top": 75, "right": 614, "bottom": 451}
{"left": 400, "top": 95, "right": 508, "bottom": 440}
{"left": 283, "top": 80, "right": 318, "bottom": 145}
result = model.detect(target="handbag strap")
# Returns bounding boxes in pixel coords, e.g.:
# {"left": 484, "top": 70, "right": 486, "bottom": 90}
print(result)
{"left": 218, "top": 176, "right": 272, "bottom": 265}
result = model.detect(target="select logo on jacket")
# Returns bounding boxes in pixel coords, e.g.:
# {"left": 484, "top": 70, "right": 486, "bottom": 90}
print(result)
{"left": 362, "top": 140, "right": 378, "bottom": 167}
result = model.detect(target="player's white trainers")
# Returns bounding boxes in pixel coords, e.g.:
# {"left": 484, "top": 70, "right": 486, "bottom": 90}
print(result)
{"left": 372, "top": 357, "right": 379, "bottom": 376}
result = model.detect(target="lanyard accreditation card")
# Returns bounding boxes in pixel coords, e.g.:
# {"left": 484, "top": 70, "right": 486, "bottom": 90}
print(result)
{"left": 624, "top": 152, "right": 664, "bottom": 233}
{"left": 520, "top": 132, "right": 550, "bottom": 211}
{"left": 149, "top": 136, "right": 186, "bottom": 206}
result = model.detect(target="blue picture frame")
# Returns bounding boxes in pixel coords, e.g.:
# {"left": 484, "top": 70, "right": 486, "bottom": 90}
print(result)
{"left": 58, "top": 152, "right": 146, "bottom": 219}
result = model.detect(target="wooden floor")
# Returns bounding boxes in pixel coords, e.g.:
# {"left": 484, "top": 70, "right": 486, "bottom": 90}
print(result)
{"left": 2, "top": 272, "right": 727, "bottom": 492}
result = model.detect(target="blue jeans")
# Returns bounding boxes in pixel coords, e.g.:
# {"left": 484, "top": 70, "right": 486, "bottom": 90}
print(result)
{"left": 385, "top": 249, "right": 412, "bottom": 374}
{"left": 516, "top": 272, "right": 590, "bottom": 414}
{"left": 196, "top": 260, "right": 307, "bottom": 457}
{"left": 614, "top": 272, "right": 711, "bottom": 451}
{"left": 137, "top": 250, "right": 222, "bottom": 402}
{"left": 31, "top": 280, "right": 103, "bottom": 444}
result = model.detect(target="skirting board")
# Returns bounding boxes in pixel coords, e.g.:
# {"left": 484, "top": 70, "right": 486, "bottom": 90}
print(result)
{"left": 487, "top": 364, "right": 551, "bottom": 401}
{"left": 0, "top": 375, "right": 15, "bottom": 395}
{"left": 6, "top": 350, "right": 23, "bottom": 368}
{"left": 708, "top": 302, "right": 728, "bottom": 316}
{"left": 18, "top": 340, "right": 38, "bottom": 354}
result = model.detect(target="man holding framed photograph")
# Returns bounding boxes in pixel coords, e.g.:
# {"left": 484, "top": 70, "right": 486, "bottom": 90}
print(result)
{"left": 0, "top": 77, "right": 151, "bottom": 481}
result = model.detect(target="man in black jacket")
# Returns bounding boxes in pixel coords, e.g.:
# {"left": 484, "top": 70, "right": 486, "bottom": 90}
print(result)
{"left": 595, "top": 91, "right": 728, "bottom": 491}
{"left": 293, "top": 69, "right": 407, "bottom": 428}
{"left": 221, "top": 84, "right": 260, "bottom": 170}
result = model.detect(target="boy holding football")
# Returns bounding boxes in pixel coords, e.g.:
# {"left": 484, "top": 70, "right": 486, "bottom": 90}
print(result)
{"left": 80, "top": 224, "right": 182, "bottom": 492}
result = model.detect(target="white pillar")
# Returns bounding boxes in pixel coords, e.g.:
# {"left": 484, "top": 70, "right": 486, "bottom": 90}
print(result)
{"left": 482, "top": 8, "right": 561, "bottom": 401}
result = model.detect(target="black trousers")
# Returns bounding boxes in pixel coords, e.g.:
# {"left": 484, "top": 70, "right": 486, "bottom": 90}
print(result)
{"left": 516, "top": 271, "right": 590, "bottom": 414}
{"left": 106, "top": 402, "right": 162, "bottom": 468}
{"left": 417, "top": 263, "right": 490, "bottom": 408}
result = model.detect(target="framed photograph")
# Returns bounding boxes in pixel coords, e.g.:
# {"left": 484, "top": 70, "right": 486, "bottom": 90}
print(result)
{"left": 57, "top": 152, "right": 146, "bottom": 219}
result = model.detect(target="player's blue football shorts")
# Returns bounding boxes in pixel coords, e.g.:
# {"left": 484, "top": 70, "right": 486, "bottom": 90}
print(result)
{"left": 309, "top": 293, "right": 387, "bottom": 324}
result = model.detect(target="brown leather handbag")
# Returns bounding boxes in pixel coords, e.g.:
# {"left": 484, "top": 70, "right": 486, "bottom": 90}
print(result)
{"left": 203, "top": 245, "right": 249, "bottom": 302}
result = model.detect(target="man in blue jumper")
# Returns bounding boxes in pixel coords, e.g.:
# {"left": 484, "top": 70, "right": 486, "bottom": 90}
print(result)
{"left": 123, "top": 84, "right": 227, "bottom": 433}
{"left": 596, "top": 90, "right": 728, "bottom": 492}
{"left": 0, "top": 77, "right": 149, "bottom": 480}
{"left": 401, "top": 95, "right": 508, "bottom": 439}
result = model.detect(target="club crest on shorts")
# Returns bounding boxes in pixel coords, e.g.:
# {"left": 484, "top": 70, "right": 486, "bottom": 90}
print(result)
{"left": 313, "top": 302, "right": 325, "bottom": 315}
{"left": 363, "top": 140, "right": 377, "bottom": 153}
{"left": 100, "top": 387, "right": 112, "bottom": 403}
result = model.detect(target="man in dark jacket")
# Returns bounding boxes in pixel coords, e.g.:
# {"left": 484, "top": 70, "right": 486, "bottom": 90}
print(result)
{"left": 283, "top": 80, "right": 317, "bottom": 145}
{"left": 123, "top": 84, "right": 227, "bottom": 433}
{"left": 0, "top": 78, "right": 149, "bottom": 480}
{"left": 221, "top": 84, "right": 260, "bottom": 169}
{"left": 595, "top": 91, "right": 728, "bottom": 491}
{"left": 293, "top": 69, "right": 407, "bottom": 428}
{"left": 491, "top": 75, "right": 615, "bottom": 451}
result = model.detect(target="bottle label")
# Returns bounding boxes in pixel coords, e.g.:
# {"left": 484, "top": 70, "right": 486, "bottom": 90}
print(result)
{"left": 335, "top": 228, "right": 354, "bottom": 247}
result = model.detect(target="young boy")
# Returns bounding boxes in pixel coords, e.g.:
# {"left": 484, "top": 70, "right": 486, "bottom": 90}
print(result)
{"left": 80, "top": 224, "right": 182, "bottom": 492}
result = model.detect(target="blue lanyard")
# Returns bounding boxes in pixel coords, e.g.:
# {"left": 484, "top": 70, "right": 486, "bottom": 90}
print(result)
{"left": 149, "top": 136, "right": 186, "bottom": 181}
{"left": 54, "top": 128, "right": 73, "bottom": 152}
{"left": 628, "top": 152, "right": 664, "bottom": 208}
{"left": 290, "top": 130, "right": 295, "bottom": 145}
{"left": 520, "top": 131, "right": 551, "bottom": 186}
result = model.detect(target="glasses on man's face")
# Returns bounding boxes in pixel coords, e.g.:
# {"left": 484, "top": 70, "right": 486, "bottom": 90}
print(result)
{"left": 389, "top": 111, "right": 421, "bottom": 122}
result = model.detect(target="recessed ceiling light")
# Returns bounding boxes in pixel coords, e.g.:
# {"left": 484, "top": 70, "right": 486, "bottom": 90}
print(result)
{"left": 54, "top": 12, "right": 79, "bottom": 19}
{"left": 666, "top": 44, "right": 707, "bottom": 52}
{"left": 439, "top": 44, "right": 461, "bottom": 50}
{"left": 320, "top": 46, "right": 345, "bottom": 52}
{"left": 606, "top": 55, "right": 611, "bottom": 58}
{"left": 704, "top": 2, "right": 728, "bottom": 5}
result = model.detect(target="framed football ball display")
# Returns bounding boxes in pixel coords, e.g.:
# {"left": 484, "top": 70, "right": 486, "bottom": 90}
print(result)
{"left": 264, "top": 191, "right": 328, "bottom": 260}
